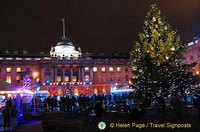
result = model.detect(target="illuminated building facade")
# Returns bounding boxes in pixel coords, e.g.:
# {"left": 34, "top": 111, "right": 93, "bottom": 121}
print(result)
{"left": 1, "top": 34, "right": 200, "bottom": 95}
{"left": 0, "top": 53, "right": 132, "bottom": 95}
{"left": 0, "top": 36, "right": 132, "bottom": 95}
{"left": 0, "top": 19, "right": 133, "bottom": 96}
{"left": 183, "top": 36, "right": 200, "bottom": 75}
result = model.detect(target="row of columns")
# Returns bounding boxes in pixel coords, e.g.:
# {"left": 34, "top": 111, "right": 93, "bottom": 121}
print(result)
{"left": 41, "top": 65, "right": 93, "bottom": 84}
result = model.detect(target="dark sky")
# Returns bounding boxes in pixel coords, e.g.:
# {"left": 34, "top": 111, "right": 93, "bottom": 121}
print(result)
{"left": 0, "top": 0, "right": 200, "bottom": 55}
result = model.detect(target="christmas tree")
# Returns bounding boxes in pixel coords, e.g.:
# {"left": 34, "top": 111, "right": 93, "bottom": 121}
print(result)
{"left": 131, "top": 4, "right": 197, "bottom": 98}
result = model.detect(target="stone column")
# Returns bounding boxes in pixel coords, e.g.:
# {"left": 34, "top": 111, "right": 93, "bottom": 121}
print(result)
{"left": 62, "top": 67, "right": 65, "bottom": 83}
{"left": 78, "top": 66, "right": 81, "bottom": 83}
{"left": 113, "top": 66, "right": 116, "bottom": 83}
{"left": 82, "top": 66, "right": 85, "bottom": 82}
{"left": 89, "top": 67, "right": 93, "bottom": 82}
{"left": 51, "top": 67, "right": 54, "bottom": 83}
{"left": 55, "top": 67, "right": 57, "bottom": 84}
{"left": 70, "top": 66, "right": 73, "bottom": 83}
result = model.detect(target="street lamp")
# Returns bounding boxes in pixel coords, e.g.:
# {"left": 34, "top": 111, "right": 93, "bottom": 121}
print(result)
{"left": 33, "top": 72, "right": 38, "bottom": 78}
{"left": 32, "top": 72, "right": 38, "bottom": 112}
{"left": 32, "top": 72, "right": 39, "bottom": 96}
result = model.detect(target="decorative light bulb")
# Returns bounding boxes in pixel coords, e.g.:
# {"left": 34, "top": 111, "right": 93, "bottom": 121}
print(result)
{"left": 171, "top": 47, "right": 175, "bottom": 51}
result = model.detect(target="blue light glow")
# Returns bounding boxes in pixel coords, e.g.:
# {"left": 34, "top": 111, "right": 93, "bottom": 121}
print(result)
{"left": 85, "top": 77, "right": 89, "bottom": 83}
{"left": 111, "top": 86, "right": 118, "bottom": 92}
{"left": 111, "top": 85, "right": 134, "bottom": 93}
{"left": 45, "top": 76, "right": 50, "bottom": 83}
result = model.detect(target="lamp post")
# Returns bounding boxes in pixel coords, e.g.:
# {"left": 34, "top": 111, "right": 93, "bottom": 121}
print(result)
{"left": 33, "top": 72, "right": 39, "bottom": 96}
{"left": 33, "top": 72, "right": 38, "bottom": 112}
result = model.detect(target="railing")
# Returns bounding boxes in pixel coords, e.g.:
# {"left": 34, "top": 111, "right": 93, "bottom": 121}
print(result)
{"left": 31, "top": 99, "right": 134, "bottom": 112}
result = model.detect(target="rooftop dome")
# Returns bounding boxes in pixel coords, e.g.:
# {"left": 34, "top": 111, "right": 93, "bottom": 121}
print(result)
{"left": 56, "top": 40, "right": 73, "bottom": 46}
{"left": 50, "top": 18, "right": 82, "bottom": 58}
{"left": 50, "top": 39, "right": 81, "bottom": 58}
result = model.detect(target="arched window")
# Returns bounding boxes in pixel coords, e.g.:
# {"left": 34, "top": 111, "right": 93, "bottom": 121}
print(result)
{"left": 45, "top": 75, "right": 50, "bottom": 83}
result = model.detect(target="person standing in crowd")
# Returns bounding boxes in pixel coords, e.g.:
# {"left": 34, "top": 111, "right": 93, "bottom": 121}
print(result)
{"left": 11, "top": 105, "right": 18, "bottom": 130}
{"left": 171, "top": 92, "right": 184, "bottom": 122}
{"left": 71, "top": 96, "right": 76, "bottom": 111}
{"left": 108, "top": 94, "right": 111, "bottom": 105}
{"left": 36, "top": 96, "right": 41, "bottom": 112}
{"left": 3, "top": 105, "right": 10, "bottom": 131}
{"left": 95, "top": 101, "right": 105, "bottom": 117}
{"left": 50, "top": 96, "right": 54, "bottom": 112}
{"left": 6, "top": 98, "right": 12, "bottom": 109}
{"left": 15, "top": 94, "right": 21, "bottom": 117}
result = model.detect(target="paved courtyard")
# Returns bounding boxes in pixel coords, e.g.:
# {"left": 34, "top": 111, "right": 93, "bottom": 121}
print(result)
{"left": 1, "top": 107, "right": 199, "bottom": 132}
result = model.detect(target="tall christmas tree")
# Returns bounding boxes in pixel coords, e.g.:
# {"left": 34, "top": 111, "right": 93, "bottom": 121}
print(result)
{"left": 131, "top": 4, "right": 197, "bottom": 98}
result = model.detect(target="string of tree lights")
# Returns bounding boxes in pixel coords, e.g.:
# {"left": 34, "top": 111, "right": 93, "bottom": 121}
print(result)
{"left": 131, "top": 4, "right": 199, "bottom": 99}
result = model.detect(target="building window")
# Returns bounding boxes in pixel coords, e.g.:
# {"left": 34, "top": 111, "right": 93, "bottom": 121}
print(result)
{"left": 57, "top": 76, "right": 61, "bottom": 82}
{"left": 117, "top": 67, "right": 121, "bottom": 72}
{"left": 0, "top": 68, "right": 1, "bottom": 72}
{"left": 85, "top": 75, "right": 90, "bottom": 82}
{"left": 45, "top": 75, "right": 50, "bottom": 83}
{"left": 16, "top": 68, "right": 21, "bottom": 72}
{"left": 73, "top": 69, "right": 78, "bottom": 74}
{"left": 57, "top": 69, "right": 62, "bottom": 76}
{"left": 190, "top": 56, "right": 194, "bottom": 60}
{"left": 101, "top": 67, "right": 105, "bottom": 72}
{"left": 110, "top": 77, "right": 114, "bottom": 82}
{"left": 7, "top": 68, "right": 11, "bottom": 72}
{"left": 93, "top": 67, "right": 97, "bottom": 72}
{"left": 6, "top": 76, "right": 11, "bottom": 83}
{"left": 16, "top": 76, "right": 20, "bottom": 80}
{"left": 102, "top": 88, "right": 106, "bottom": 93}
{"left": 85, "top": 67, "right": 89, "bottom": 71}
{"left": 94, "top": 89, "right": 97, "bottom": 94}
{"left": 65, "top": 69, "right": 69, "bottom": 76}
{"left": 109, "top": 67, "right": 113, "bottom": 72}
{"left": 125, "top": 68, "right": 128, "bottom": 72}
{"left": 73, "top": 76, "right": 77, "bottom": 82}
{"left": 16, "top": 76, "right": 20, "bottom": 83}
{"left": 65, "top": 76, "right": 69, "bottom": 82}
{"left": 125, "top": 75, "right": 129, "bottom": 81}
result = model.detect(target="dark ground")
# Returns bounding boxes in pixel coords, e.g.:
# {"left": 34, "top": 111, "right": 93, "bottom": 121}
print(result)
{"left": 0, "top": 108, "right": 199, "bottom": 132}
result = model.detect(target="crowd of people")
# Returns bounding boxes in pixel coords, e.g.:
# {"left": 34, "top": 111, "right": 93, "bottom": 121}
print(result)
{"left": 30, "top": 92, "right": 197, "bottom": 113}
{"left": 2, "top": 92, "right": 200, "bottom": 130}
{"left": 2, "top": 98, "right": 18, "bottom": 131}
{"left": 32, "top": 92, "right": 135, "bottom": 112}
{"left": 30, "top": 92, "right": 200, "bottom": 120}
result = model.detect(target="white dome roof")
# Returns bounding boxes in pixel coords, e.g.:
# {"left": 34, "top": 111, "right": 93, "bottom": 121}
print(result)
{"left": 50, "top": 40, "right": 81, "bottom": 57}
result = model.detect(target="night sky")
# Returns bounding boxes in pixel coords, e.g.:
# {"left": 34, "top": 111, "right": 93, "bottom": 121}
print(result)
{"left": 0, "top": 0, "right": 199, "bottom": 55}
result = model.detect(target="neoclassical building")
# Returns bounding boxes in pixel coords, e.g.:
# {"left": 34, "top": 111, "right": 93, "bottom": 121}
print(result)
{"left": 0, "top": 36, "right": 132, "bottom": 96}
{"left": 2, "top": 18, "right": 197, "bottom": 96}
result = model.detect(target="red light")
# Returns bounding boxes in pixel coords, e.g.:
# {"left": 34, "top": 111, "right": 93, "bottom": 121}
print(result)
{"left": 33, "top": 72, "right": 38, "bottom": 77}
{"left": 196, "top": 71, "right": 199, "bottom": 75}
{"left": 129, "top": 80, "right": 133, "bottom": 85}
